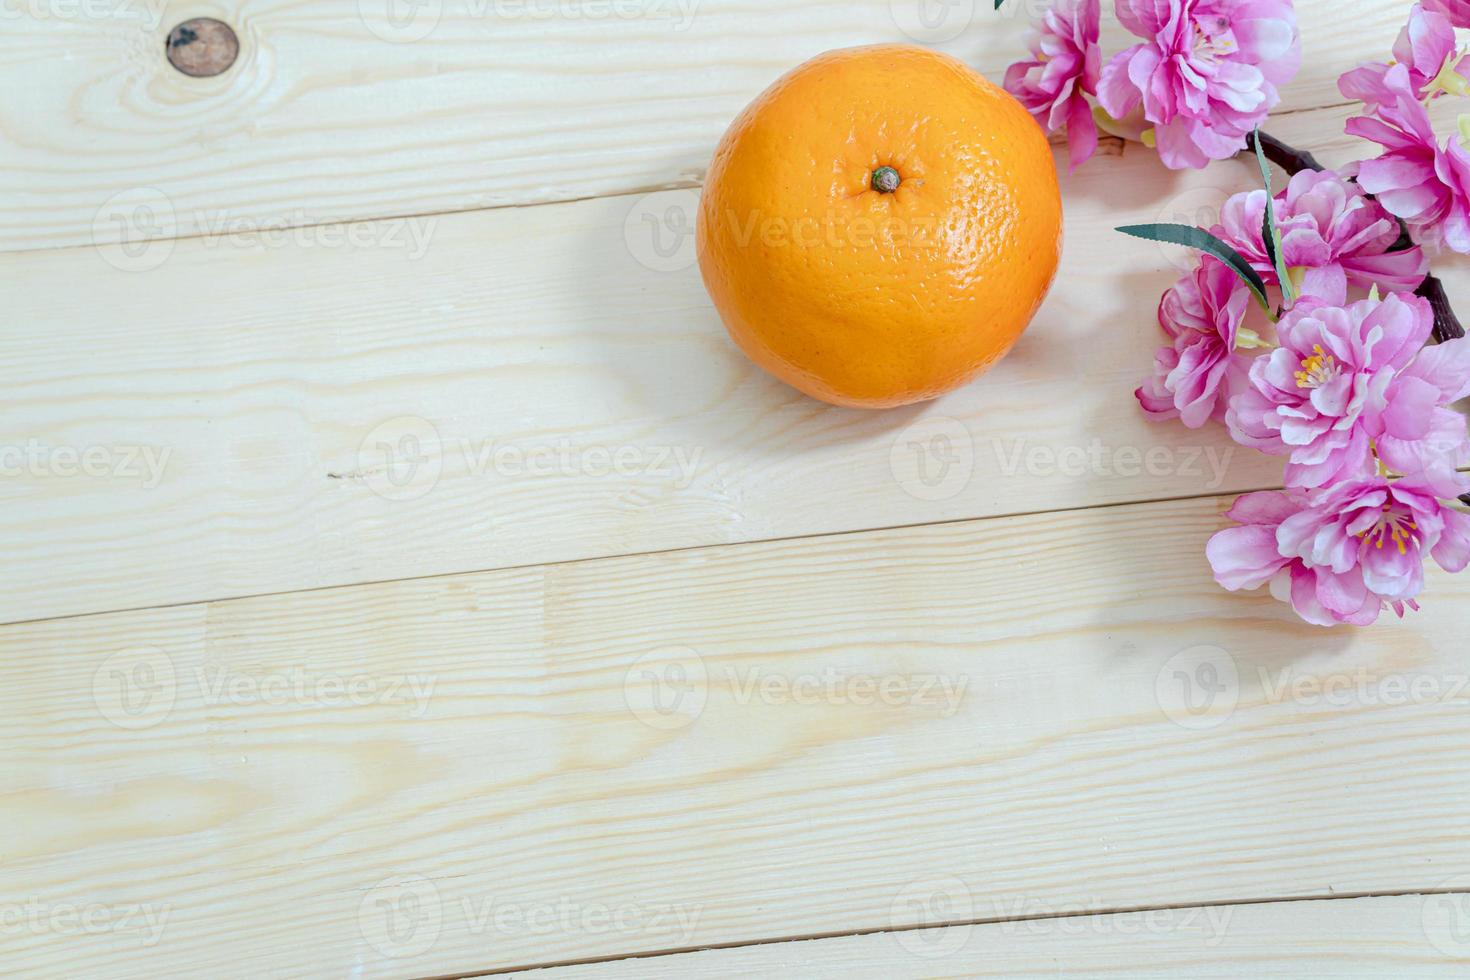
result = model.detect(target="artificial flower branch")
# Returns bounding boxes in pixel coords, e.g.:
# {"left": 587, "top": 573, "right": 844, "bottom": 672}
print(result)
{"left": 1244, "top": 130, "right": 1467, "bottom": 346}
{"left": 1121, "top": 132, "right": 1470, "bottom": 602}
{"left": 1420, "top": 274, "right": 1468, "bottom": 346}
{"left": 1008, "top": 0, "right": 1470, "bottom": 625}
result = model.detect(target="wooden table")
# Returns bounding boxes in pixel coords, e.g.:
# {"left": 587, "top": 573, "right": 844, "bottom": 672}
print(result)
{"left": 4, "top": 0, "right": 1468, "bottom": 976}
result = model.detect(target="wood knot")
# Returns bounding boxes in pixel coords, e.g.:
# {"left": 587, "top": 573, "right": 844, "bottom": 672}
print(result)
{"left": 166, "top": 18, "right": 239, "bottom": 78}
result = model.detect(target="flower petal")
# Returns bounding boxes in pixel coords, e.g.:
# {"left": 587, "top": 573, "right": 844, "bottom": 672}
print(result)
{"left": 1381, "top": 375, "right": 1441, "bottom": 441}
{"left": 1208, "top": 524, "right": 1291, "bottom": 591}
{"left": 1404, "top": 337, "right": 1470, "bottom": 402}
{"left": 1431, "top": 506, "right": 1470, "bottom": 573}
{"left": 1359, "top": 533, "right": 1425, "bottom": 601}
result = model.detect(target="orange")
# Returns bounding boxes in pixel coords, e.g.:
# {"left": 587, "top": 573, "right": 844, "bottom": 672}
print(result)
{"left": 696, "top": 44, "right": 1063, "bottom": 408}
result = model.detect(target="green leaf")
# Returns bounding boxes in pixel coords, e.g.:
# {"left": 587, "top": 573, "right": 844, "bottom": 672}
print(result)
{"left": 1253, "top": 128, "right": 1294, "bottom": 308}
{"left": 1115, "top": 223, "right": 1273, "bottom": 315}
{"left": 995, "top": 0, "right": 1006, "bottom": 7}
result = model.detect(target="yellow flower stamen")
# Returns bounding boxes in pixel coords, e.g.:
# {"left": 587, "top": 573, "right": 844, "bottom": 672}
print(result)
{"left": 1358, "top": 504, "right": 1417, "bottom": 556}
{"left": 1294, "top": 344, "right": 1339, "bottom": 388}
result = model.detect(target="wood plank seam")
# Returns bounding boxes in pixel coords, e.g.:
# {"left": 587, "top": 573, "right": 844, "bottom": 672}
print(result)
{"left": 0, "top": 101, "right": 1367, "bottom": 263}
{"left": 7, "top": 491, "right": 1470, "bottom": 976}
{"left": 0, "top": 483, "right": 1282, "bottom": 630}
{"left": 458, "top": 888, "right": 1470, "bottom": 978}
{"left": 0, "top": 0, "right": 1412, "bottom": 251}
{"left": 483, "top": 893, "right": 1470, "bottom": 978}
{"left": 9, "top": 96, "right": 1459, "bottom": 623}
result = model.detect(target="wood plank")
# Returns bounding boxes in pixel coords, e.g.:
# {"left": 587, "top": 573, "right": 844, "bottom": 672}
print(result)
{"left": 8, "top": 96, "right": 1437, "bottom": 622}
{"left": 0, "top": 0, "right": 1409, "bottom": 251}
{"left": 5, "top": 494, "right": 1470, "bottom": 978}
{"left": 497, "top": 895, "right": 1470, "bottom": 978}
{"left": 10, "top": 91, "right": 1466, "bottom": 624}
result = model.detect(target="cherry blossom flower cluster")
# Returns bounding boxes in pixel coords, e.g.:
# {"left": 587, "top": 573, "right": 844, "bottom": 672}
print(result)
{"left": 1007, "top": 1, "right": 1470, "bottom": 624}
{"left": 1131, "top": 4, "right": 1470, "bottom": 625}
{"left": 1345, "top": 3, "right": 1470, "bottom": 252}
{"left": 1008, "top": 0, "right": 1470, "bottom": 255}
{"left": 1004, "top": 0, "right": 1302, "bottom": 171}
{"left": 1202, "top": 288, "right": 1470, "bottom": 626}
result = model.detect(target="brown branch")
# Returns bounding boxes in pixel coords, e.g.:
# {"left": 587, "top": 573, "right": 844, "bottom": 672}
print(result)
{"left": 1249, "top": 130, "right": 1465, "bottom": 344}
{"left": 1245, "top": 130, "right": 1327, "bottom": 177}
{"left": 1419, "top": 274, "right": 1468, "bottom": 343}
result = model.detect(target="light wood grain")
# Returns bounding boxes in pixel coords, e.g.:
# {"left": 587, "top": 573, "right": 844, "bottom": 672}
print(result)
{"left": 498, "top": 895, "right": 1470, "bottom": 978}
{"left": 0, "top": 0, "right": 1411, "bottom": 251}
{"left": 8, "top": 5, "right": 1469, "bottom": 980}
{"left": 6, "top": 494, "right": 1470, "bottom": 978}
{"left": 6, "top": 92, "right": 1464, "bottom": 624}
{"left": 12, "top": 95, "right": 1452, "bottom": 622}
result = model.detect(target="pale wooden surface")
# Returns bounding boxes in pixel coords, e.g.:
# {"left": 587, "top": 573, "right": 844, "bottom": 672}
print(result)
{"left": 4, "top": 0, "right": 1470, "bottom": 978}
{"left": 8, "top": 98, "right": 1468, "bottom": 624}
{"left": 499, "top": 895, "right": 1470, "bottom": 978}
{"left": 0, "top": 0, "right": 1406, "bottom": 252}
{"left": 5, "top": 495, "right": 1470, "bottom": 978}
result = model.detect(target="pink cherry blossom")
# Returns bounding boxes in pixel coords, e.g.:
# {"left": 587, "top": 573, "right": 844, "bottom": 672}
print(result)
{"left": 1348, "top": 64, "right": 1470, "bottom": 253}
{"left": 1226, "top": 292, "right": 1442, "bottom": 488}
{"left": 1277, "top": 473, "right": 1470, "bottom": 604}
{"left": 1004, "top": 0, "right": 1102, "bottom": 172}
{"left": 1424, "top": 0, "right": 1470, "bottom": 29}
{"left": 1098, "top": 0, "right": 1301, "bottom": 170}
{"left": 1208, "top": 475, "right": 1470, "bottom": 626}
{"left": 1339, "top": 3, "right": 1470, "bottom": 111}
{"left": 1136, "top": 257, "right": 1253, "bottom": 427}
{"left": 1375, "top": 334, "right": 1470, "bottom": 480}
{"left": 1212, "top": 168, "right": 1428, "bottom": 305}
{"left": 1207, "top": 489, "right": 1387, "bottom": 625}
